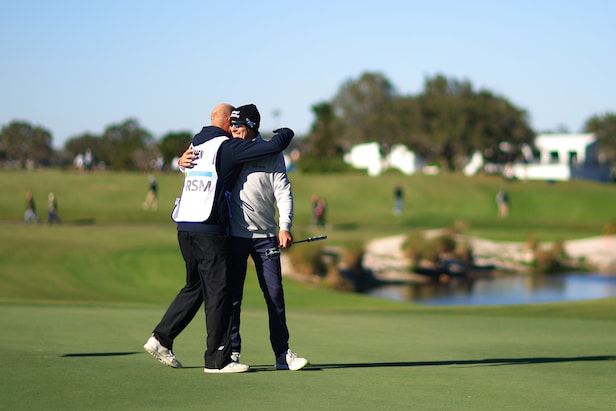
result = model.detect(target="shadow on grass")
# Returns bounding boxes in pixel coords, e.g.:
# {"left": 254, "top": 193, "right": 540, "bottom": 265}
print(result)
{"left": 59, "top": 353, "right": 616, "bottom": 372}
{"left": 248, "top": 355, "right": 616, "bottom": 372}
{"left": 61, "top": 352, "right": 140, "bottom": 357}
{"left": 66, "top": 218, "right": 96, "bottom": 225}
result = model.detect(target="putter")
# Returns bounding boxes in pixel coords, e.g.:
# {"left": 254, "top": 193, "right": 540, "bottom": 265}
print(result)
{"left": 264, "top": 235, "right": 328, "bottom": 260}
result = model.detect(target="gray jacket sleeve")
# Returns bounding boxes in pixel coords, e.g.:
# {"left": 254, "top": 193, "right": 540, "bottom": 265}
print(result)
{"left": 272, "top": 154, "right": 293, "bottom": 232}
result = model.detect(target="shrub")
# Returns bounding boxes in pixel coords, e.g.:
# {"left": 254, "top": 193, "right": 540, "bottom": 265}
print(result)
{"left": 402, "top": 230, "right": 427, "bottom": 268}
{"left": 526, "top": 234, "right": 539, "bottom": 251}
{"left": 286, "top": 243, "right": 327, "bottom": 278}
{"left": 452, "top": 219, "right": 471, "bottom": 234}
{"left": 339, "top": 241, "right": 365, "bottom": 274}
{"left": 532, "top": 248, "right": 562, "bottom": 274}
{"left": 454, "top": 240, "right": 474, "bottom": 265}
{"left": 531, "top": 239, "right": 568, "bottom": 274}
{"left": 434, "top": 234, "right": 457, "bottom": 254}
{"left": 403, "top": 230, "right": 470, "bottom": 268}
{"left": 605, "top": 221, "right": 616, "bottom": 236}
{"left": 324, "top": 264, "right": 355, "bottom": 291}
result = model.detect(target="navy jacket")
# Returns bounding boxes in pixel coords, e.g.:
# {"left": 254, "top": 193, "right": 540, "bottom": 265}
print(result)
{"left": 176, "top": 126, "right": 294, "bottom": 233}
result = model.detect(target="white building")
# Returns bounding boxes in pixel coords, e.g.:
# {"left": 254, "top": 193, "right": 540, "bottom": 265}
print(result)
{"left": 343, "top": 134, "right": 612, "bottom": 182}
{"left": 535, "top": 133, "right": 597, "bottom": 165}
{"left": 343, "top": 142, "right": 425, "bottom": 176}
{"left": 510, "top": 133, "right": 611, "bottom": 182}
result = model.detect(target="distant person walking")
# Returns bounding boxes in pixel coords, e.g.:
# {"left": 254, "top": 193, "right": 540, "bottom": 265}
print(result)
{"left": 310, "top": 194, "right": 320, "bottom": 226}
{"left": 311, "top": 194, "right": 328, "bottom": 228}
{"left": 393, "top": 185, "right": 404, "bottom": 215}
{"left": 142, "top": 174, "right": 158, "bottom": 211}
{"left": 496, "top": 189, "right": 509, "bottom": 218}
{"left": 84, "top": 149, "right": 93, "bottom": 172}
{"left": 47, "top": 192, "right": 61, "bottom": 224}
{"left": 24, "top": 192, "right": 40, "bottom": 224}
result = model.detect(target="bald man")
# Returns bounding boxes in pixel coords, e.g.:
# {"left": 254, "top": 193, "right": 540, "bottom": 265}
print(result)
{"left": 144, "top": 103, "right": 295, "bottom": 374}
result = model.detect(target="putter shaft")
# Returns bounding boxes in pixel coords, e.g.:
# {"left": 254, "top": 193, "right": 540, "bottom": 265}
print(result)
{"left": 293, "top": 235, "right": 327, "bottom": 244}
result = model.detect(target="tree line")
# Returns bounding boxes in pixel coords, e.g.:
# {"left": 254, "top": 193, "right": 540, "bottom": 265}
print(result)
{"left": 300, "top": 72, "right": 616, "bottom": 172}
{"left": 0, "top": 118, "right": 192, "bottom": 171}
{"left": 1, "top": 72, "right": 615, "bottom": 172}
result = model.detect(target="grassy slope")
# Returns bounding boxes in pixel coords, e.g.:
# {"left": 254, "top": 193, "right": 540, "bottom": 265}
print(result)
{"left": 3, "top": 169, "right": 616, "bottom": 240}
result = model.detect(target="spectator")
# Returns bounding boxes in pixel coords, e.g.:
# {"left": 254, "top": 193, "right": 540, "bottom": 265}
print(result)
{"left": 496, "top": 189, "right": 509, "bottom": 218}
{"left": 48, "top": 192, "right": 61, "bottom": 224}
{"left": 393, "top": 185, "right": 404, "bottom": 215}
{"left": 312, "top": 194, "right": 327, "bottom": 228}
{"left": 84, "top": 149, "right": 93, "bottom": 172}
{"left": 142, "top": 174, "right": 158, "bottom": 211}
{"left": 24, "top": 192, "right": 40, "bottom": 224}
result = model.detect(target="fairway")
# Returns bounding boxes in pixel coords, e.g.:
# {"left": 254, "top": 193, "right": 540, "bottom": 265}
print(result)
{"left": 1, "top": 301, "right": 615, "bottom": 411}
{"left": 2, "top": 170, "right": 616, "bottom": 410}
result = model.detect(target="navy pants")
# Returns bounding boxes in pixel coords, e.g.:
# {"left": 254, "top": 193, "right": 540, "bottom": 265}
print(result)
{"left": 228, "top": 236, "right": 289, "bottom": 357}
{"left": 153, "top": 231, "right": 232, "bottom": 369}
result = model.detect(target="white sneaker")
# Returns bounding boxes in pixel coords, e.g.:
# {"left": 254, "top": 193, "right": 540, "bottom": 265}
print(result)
{"left": 275, "top": 349, "right": 309, "bottom": 371}
{"left": 230, "top": 352, "right": 241, "bottom": 363}
{"left": 204, "top": 361, "right": 250, "bottom": 374}
{"left": 143, "top": 336, "right": 182, "bottom": 368}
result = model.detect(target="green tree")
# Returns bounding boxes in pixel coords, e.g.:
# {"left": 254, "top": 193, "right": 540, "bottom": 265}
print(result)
{"left": 0, "top": 121, "right": 54, "bottom": 167}
{"left": 414, "top": 74, "right": 534, "bottom": 171}
{"left": 468, "top": 90, "right": 534, "bottom": 164}
{"left": 307, "top": 72, "right": 535, "bottom": 173}
{"left": 585, "top": 112, "right": 616, "bottom": 162}
{"left": 332, "top": 72, "right": 397, "bottom": 151}
{"left": 101, "top": 119, "right": 154, "bottom": 170}
{"left": 385, "top": 96, "right": 425, "bottom": 150}
{"left": 416, "top": 76, "right": 473, "bottom": 170}
{"left": 298, "top": 102, "right": 349, "bottom": 172}
{"left": 158, "top": 131, "right": 192, "bottom": 169}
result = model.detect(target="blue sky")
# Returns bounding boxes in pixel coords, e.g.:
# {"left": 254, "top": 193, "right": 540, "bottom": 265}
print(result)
{"left": 1, "top": 0, "right": 614, "bottom": 148}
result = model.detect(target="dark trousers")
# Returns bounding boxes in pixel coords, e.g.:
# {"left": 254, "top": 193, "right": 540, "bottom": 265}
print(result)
{"left": 228, "top": 236, "right": 289, "bottom": 357}
{"left": 153, "top": 231, "right": 232, "bottom": 369}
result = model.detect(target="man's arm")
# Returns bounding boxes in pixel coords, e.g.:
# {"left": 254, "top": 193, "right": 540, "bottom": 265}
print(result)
{"left": 227, "top": 128, "right": 294, "bottom": 165}
{"left": 272, "top": 154, "right": 293, "bottom": 248}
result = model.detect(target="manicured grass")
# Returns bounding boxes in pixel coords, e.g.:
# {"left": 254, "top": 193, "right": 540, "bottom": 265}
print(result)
{"left": 1, "top": 170, "right": 615, "bottom": 410}
{"left": 1, "top": 301, "right": 615, "bottom": 411}
{"left": 1, "top": 223, "right": 615, "bottom": 410}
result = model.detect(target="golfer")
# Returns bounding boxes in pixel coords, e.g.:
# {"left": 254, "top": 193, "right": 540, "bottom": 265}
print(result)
{"left": 226, "top": 104, "right": 309, "bottom": 370}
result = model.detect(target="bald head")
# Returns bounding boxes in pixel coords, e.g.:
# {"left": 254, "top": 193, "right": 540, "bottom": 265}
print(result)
{"left": 211, "top": 103, "right": 235, "bottom": 133}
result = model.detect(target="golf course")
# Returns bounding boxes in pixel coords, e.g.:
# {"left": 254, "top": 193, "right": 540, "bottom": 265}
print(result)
{"left": 1, "top": 169, "right": 615, "bottom": 410}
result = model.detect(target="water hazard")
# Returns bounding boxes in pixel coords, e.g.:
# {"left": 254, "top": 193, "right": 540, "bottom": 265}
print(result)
{"left": 366, "top": 273, "right": 616, "bottom": 306}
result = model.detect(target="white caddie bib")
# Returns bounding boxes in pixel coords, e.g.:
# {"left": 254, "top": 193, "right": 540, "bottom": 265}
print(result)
{"left": 171, "top": 136, "right": 227, "bottom": 223}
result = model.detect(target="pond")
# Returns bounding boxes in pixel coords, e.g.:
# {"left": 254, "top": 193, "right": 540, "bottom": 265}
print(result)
{"left": 365, "top": 273, "right": 616, "bottom": 306}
